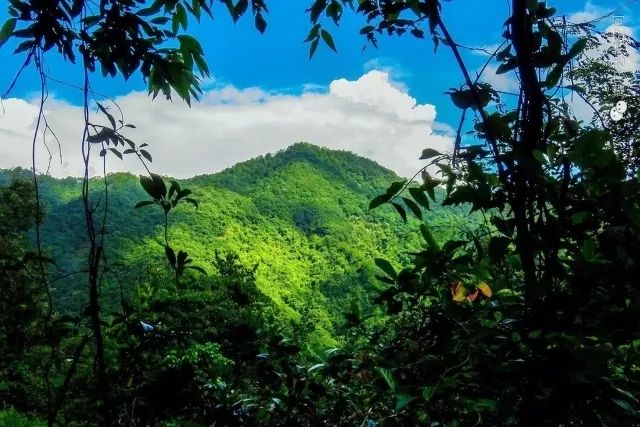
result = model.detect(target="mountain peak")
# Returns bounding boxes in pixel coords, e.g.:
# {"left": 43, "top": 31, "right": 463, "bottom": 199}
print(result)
{"left": 204, "top": 142, "right": 399, "bottom": 195}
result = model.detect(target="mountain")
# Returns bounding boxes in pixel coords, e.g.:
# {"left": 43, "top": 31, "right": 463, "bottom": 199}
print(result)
{"left": 0, "top": 143, "right": 471, "bottom": 346}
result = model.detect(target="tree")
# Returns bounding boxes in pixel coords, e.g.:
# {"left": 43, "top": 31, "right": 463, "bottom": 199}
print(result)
{"left": 309, "top": 1, "right": 640, "bottom": 424}
{"left": 0, "top": 179, "right": 49, "bottom": 412}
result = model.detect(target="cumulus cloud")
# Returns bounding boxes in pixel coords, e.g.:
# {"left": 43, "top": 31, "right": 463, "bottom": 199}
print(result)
{"left": 0, "top": 70, "right": 452, "bottom": 179}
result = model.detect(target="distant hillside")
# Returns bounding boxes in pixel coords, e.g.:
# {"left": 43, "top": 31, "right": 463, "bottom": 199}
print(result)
{"left": 0, "top": 143, "right": 473, "bottom": 346}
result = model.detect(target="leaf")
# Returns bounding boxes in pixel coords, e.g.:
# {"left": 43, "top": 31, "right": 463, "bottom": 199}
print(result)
{"left": 387, "top": 181, "right": 406, "bottom": 196}
{"left": 168, "top": 181, "right": 180, "bottom": 199}
{"left": 545, "top": 63, "right": 564, "bottom": 88}
{"left": 184, "top": 197, "right": 199, "bottom": 209}
{"left": 177, "top": 189, "right": 192, "bottom": 199}
{"left": 309, "top": 37, "right": 319, "bottom": 59}
{"left": 87, "top": 128, "right": 115, "bottom": 144}
{"left": 165, "top": 245, "right": 177, "bottom": 269}
{"left": 408, "top": 187, "right": 430, "bottom": 210}
{"left": 420, "top": 148, "right": 442, "bottom": 160}
{"left": 320, "top": 29, "right": 337, "bottom": 52}
{"left": 402, "top": 197, "right": 422, "bottom": 220}
{"left": 496, "top": 57, "right": 517, "bottom": 74}
{"left": 308, "top": 0, "right": 328, "bottom": 23}
{"left": 369, "top": 193, "right": 391, "bottom": 210}
{"left": 420, "top": 223, "right": 440, "bottom": 251}
{"left": 395, "top": 394, "right": 417, "bottom": 411}
{"left": 134, "top": 201, "right": 155, "bottom": 209}
{"left": 611, "top": 398, "right": 635, "bottom": 415}
{"left": 255, "top": 13, "right": 267, "bottom": 33}
{"left": 477, "top": 282, "right": 492, "bottom": 298}
{"left": 233, "top": 0, "right": 248, "bottom": 22}
{"left": 422, "top": 386, "right": 435, "bottom": 401}
{"left": 0, "top": 18, "right": 17, "bottom": 48}
{"left": 375, "top": 367, "right": 396, "bottom": 392}
{"left": 109, "top": 148, "right": 122, "bottom": 160}
{"left": 375, "top": 258, "right": 397, "bottom": 280}
{"left": 567, "top": 37, "right": 587, "bottom": 60}
{"left": 140, "top": 149, "right": 153, "bottom": 162}
{"left": 451, "top": 281, "right": 468, "bottom": 302}
{"left": 96, "top": 102, "right": 116, "bottom": 129}
{"left": 139, "top": 174, "right": 166, "bottom": 200}
{"left": 391, "top": 202, "right": 407, "bottom": 223}
{"left": 176, "top": 3, "right": 188, "bottom": 30}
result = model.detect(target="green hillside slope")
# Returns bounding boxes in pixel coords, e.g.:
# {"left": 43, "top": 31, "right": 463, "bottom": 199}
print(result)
{"left": 0, "top": 143, "right": 473, "bottom": 346}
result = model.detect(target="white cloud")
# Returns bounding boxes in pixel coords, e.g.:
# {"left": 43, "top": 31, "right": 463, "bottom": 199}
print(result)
{"left": 566, "top": 0, "right": 606, "bottom": 24}
{"left": 0, "top": 70, "right": 452, "bottom": 179}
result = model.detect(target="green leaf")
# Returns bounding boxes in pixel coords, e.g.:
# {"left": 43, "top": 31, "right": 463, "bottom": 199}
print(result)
{"left": 496, "top": 57, "right": 517, "bottom": 74}
{"left": 320, "top": 29, "right": 337, "bottom": 52}
{"left": 309, "top": 37, "right": 319, "bottom": 59}
{"left": 567, "top": 38, "right": 588, "bottom": 60}
{"left": 139, "top": 174, "right": 166, "bottom": 200}
{"left": 109, "top": 148, "right": 123, "bottom": 160}
{"left": 184, "top": 197, "right": 199, "bottom": 209}
{"left": 420, "top": 148, "right": 442, "bottom": 160}
{"left": 309, "top": 0, "right": 328, "bottom": 23}
{"left": 305, "top": 23, "right": 321, "bottom": 42}
{"left": 420, "top": 223, "right": 440, "bottom": 251}
{"left": 409, "top": 187, "right": 430, "bottom": 210}
{"left": 611, "top": 398, "right": 635, "bottom": 415}
{"left": 545, "top": 63, "right": 564, "bottom": 88}
{"left": 165, "top": 245, "right": 177, "bottom": 269}
{"left": 422, "top": 386, "right": 435, "bottom": 401}
{"left": 176, "top": 3, "right": 188, "bottom": 30}
{"left": 375, "top": 367, "right": 396, "bottom": 392}
{"left": 134, "top": 200, "right": 155, "bottom": 209}
{"left": 375, "top": 258, "right": 397, "bottom": 280}
{"left": 395, "top": 394, "right": 417, "bottom": 411}
{"left": 168, "top": 181, "right": 180, "bottom": 199}
{"left": 255, "top": 13, "right": 267, "bottom": 33}
{"left": 87, "top": 128, "right": 115, "bottom": 144}
{"left": 140, "top": 149, "right": 153, "bottom": 163}
{"left": 387, "top": 181, "right": 406, "bottom": 196}
{"left": 369, "top": 193, "right": 391, "bottom": 210}
{"left": 402, "top": 197, "right": 422, "bottom": 220}
{"left": 177, "top": 189, "right": 192, "bottom": 199}
{"left": 97, "top": 102, "right": 117, "bottom": 129}
{"left": 233, "top": 0, "right": 248, "bottom": 22}
{"left": 0, "top": 18, "right": 17, "bottom": 48}
{"left": 391, "top": 201, "right": 407, "bottom": 223}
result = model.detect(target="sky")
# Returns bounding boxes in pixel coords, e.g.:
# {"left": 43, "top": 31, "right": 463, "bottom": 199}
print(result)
{"left": 0, "top": 0, "right": 639, "bottom": 178}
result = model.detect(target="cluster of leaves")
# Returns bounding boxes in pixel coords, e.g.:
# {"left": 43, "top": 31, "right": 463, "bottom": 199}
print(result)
{"left": 2, "top": 0, "right": 267, "bottom": 103}
{"left": 135, "top": 173, "right": 204, "bottom": 287}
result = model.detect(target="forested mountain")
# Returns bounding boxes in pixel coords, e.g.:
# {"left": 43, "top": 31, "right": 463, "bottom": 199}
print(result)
{"left": 1, "top": 143, "right": 471, "bottom": 347}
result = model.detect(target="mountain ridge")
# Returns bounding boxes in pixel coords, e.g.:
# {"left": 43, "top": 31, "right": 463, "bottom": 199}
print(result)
{"left": 0, "top": 142, "right": 469, "bottom": 347}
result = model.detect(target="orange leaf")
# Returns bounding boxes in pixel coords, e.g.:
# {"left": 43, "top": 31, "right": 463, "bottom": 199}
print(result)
{"left": 478, "top": 281, "right": 492, "bottom": 298}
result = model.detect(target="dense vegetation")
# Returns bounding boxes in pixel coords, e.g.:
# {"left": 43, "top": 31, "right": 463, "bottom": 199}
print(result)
{"left": 1, "top": 143, "right": 469, "bottom": 347}
{"left": 1, "top": 0, "right": 639, "bottom": 425}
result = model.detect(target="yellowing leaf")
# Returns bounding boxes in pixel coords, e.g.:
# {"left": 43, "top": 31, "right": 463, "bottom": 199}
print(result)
{"left": 451, "top": 281, "right": 468, "bottom": 302}
{"left": 478, "top": 282, "right": 492, "bottom": 298}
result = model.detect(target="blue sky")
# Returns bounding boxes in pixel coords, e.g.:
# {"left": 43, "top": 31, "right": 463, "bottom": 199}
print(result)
{"left": 0, "top": 0, "right": 638, "bottom": 177}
